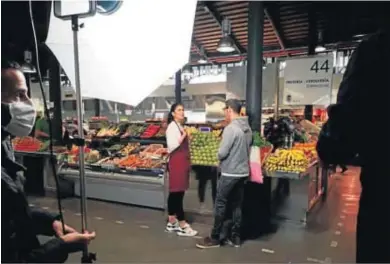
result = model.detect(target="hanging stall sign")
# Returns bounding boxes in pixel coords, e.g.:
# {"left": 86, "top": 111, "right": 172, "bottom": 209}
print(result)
{"left": 283, "top": 55, "right": 333, "bottom": 105}
{"left": 46, "top": 0, "right": 197, "bottom": 107}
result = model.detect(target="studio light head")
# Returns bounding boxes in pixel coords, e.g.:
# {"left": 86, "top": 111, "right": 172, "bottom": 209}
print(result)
{"left": 53, "top": 0, "right": 97, "bottom": 20}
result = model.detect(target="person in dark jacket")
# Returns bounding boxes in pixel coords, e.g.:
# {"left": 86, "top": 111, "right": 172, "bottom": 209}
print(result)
{"left": 317, "top": 28, "right": 390, "bottom": 263}
{"left": 1, "top": 61, "right": 96, "bottom": 263}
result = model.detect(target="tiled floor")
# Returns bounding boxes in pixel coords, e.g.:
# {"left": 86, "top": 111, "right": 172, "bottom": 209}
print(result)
{"left": 30, "top": 167, "right": 361, "bottom": 263}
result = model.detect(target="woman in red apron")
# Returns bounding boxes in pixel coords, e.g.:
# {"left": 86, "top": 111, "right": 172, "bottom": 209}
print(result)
{"left": 165, "top": 103, "right": 197, "bottom": 237}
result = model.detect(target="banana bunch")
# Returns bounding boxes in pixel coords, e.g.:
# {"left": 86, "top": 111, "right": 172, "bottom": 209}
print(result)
{"left": 264, "top": 149, "right": 309, "bottom": 173}
{"left": 106, "top": 128, "right": 120, "bottom": 137}
{"left": 96, "top": 128, "right": 108, "bottom": 137}
{"left": 96, "top": 127, "right": 120, "bottom": 137}
{"left": 120, "top": 143, "right": 140, "bottom": 155}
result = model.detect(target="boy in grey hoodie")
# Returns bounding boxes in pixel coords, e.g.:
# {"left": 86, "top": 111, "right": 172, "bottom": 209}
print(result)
{"left": 196, "top": 99, "right": 252, "bottom": 249}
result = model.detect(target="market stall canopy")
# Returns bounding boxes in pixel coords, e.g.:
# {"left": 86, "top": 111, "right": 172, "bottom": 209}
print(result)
{"left": 46, "top": 0, "right": 197, "bottom": 106}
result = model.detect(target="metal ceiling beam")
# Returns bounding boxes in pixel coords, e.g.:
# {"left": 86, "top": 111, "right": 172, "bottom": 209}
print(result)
{"left": 207, "top": 47, "right": 305, "bottom": 60}
{"left": 198, "top": 41, "right": 359, "bottom": 63}
{"left": 191, "top": 37, "right": 210, "bottom": 60}
{"left": 264, "top": 5, "right": 287, "bottom": 51}
{"left": 200, "top": 1, "right": 246, "bottom": 54}
{"left": 205, "top": 44, "right": 293, "bottom": 58}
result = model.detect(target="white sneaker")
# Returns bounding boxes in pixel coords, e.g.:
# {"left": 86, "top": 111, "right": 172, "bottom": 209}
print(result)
{"left": 199, "top": 203, "right": 207, "bottom": 214}
{"left": 176, "top": 224, "right": 198, "bottom": 237}
{"left": 165, "top": 221, "right": 180, "bottom": 232}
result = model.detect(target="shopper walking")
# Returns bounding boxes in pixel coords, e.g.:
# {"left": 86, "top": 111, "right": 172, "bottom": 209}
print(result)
{"left": 165, "top": 103, "right": 197, "bottom": 237}
{"left": 196, "top": 99, "right": 252, "bottom": 249}
{"left": 317, "top": 28, "right": 390, "bottom": 263}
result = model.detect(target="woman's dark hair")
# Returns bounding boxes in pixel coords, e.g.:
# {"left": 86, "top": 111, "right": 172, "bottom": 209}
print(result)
{"left": 167, "top": 103, "right": 183, "bottom": 124}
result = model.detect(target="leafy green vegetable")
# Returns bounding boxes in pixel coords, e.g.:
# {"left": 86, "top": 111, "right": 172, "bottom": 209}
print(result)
{"left": 252, "top": 131, "right": 272, "bottom": 147}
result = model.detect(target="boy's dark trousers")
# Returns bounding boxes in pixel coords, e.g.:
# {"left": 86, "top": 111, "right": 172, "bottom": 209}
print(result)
{"left": 210, "top": 176, "right": 247, "bottom": 241}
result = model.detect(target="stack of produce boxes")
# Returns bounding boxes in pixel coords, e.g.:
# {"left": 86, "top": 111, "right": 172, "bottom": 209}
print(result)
{"left": 187, "top": 126, "right": 222, "bottom": 167}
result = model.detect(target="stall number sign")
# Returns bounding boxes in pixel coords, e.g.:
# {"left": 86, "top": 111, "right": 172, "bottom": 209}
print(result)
{"left": 283, "top": 56, "right": 333, "bottom": 105}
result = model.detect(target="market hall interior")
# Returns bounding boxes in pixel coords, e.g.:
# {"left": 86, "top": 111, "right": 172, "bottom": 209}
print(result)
{"left": 2, "top": 1, "right": 389, "bottom": 263}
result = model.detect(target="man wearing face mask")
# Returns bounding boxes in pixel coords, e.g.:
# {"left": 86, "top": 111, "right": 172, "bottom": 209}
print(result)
{"left": 1, "top": 61, "right": 96, "bottom": 263}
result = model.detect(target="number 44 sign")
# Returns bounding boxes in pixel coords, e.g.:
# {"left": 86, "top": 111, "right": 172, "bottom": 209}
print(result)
{"left": 283, "top": 55, "right": 334, "bottom": 105}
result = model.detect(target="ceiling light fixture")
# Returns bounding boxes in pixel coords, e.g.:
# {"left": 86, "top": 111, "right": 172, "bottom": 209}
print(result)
{"left": 197, "top": 46, "right": 208, "bottom": 64}
{"left": 315, "top": 45, "right": 326, "bottom": 52}
{"left": 315, "top": 31, "right": 326, "bottom": 53}
{"left": 21, "top": 63, "right": 37, "bottom": 73}
{"left": 217, "top": 18, "right": 235, "bottom": 53}
{"left": 22, "top": 50, "right": 36, "bottom": 73}
{"left": 217, "top": 36, "right": 235, "bottom": 53}
{"left": 353, "top": 34, "right": 366, "bottom": 38}
{"left": 197, "top": 58, "right": 208, "bottom": 64}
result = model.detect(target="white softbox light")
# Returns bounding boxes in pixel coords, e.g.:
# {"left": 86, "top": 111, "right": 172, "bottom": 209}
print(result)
{"left": 46, "top": 0, "right": 197, "bottom": 106}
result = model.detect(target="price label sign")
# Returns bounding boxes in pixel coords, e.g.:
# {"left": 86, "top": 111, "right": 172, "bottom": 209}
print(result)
{"left": 199, "top": 127, "right": 211, "bottom": 133}
{"left": 283, "top": 56, "right": 333, "bottom": 105}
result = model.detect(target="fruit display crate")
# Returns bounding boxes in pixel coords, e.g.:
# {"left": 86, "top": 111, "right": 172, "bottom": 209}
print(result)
{"left": 189, "top": 130, "right": 221, "bottom": 167}
{"left": 265, "top": 161, "right": 318, "bottom": 180}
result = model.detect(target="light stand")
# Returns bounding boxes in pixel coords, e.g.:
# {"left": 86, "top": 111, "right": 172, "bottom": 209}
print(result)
{"left": 71, "top": 16, "right": 96, "bottom": 263}
{"left": 53, "top": 1, "right": 97, "bottom": 263}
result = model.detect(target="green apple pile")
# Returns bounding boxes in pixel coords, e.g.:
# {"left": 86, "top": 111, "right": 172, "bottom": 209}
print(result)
{"left": 189, "top": 132, "right": 220, "bottom": 166}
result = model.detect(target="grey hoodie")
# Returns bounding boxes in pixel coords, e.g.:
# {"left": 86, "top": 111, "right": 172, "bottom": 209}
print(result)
{"left": 218, "top": 117, "right": 252, "bottom": 177}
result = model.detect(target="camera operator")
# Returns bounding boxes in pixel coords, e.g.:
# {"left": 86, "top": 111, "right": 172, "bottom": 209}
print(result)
{"left": 1, "top": 61, "right": 96, "bottom": 263}
{"left": 317, "top": 28, "right": 390, "bottom": 263}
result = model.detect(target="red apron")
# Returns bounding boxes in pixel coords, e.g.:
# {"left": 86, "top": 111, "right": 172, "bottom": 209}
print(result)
{"left": 168, "top": 124, "right": 190, "bottom": 192}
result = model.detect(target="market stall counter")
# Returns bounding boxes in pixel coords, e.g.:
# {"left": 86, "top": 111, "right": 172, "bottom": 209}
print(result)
{"left": 14, "top": 150, "right": 77, "bottom": 198}
{"left": 267, "top": 161, "right": 321, "bottom": 224}
{"left": 12, "top": 134, "right": 78, "bottom": 197}
{"left": 58, "top": 121, "right": 223, "bottom": 211}
{"left": 16, "top": 121, "right": 223, "bottom": 211}
{"left": 14, "top": 150, "right": 52, "bottom": 196}
{"left": 58, "top": 168, "right": 165, "bottom": 209}
{"left": 263, "top": 143, "right": 326, "bottom": 224}
{"left": 54, "top": 122, "right": 168, "bottom": 209}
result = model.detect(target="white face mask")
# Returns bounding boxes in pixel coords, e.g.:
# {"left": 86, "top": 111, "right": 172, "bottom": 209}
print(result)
{"left": 4, "top": 100, "right": 36, "bottom": 137}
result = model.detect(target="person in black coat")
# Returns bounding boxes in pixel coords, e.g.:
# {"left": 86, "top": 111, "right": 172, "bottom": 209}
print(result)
{"left": 1, "top": 61, "right": 96, "bottom": 263}
{"left": 317, "top": 28, "right": 390, "bottom": 263}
